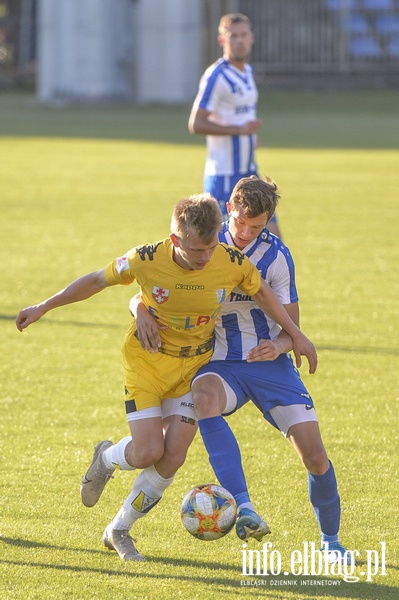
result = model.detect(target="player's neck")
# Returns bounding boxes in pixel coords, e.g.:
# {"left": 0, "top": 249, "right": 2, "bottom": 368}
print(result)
{"left": 225, "top": 56, "right": 246, "bottom": 72}
{"left": 173, "top": 247, "right": 193, "bottom": 270}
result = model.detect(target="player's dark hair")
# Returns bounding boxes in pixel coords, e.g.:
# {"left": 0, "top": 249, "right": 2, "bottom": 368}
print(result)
{"left": 171, "top": 193, "right": 223, "bottom": 243}
{"left": 229, "top": 176, "right": 280, "bottom": 220}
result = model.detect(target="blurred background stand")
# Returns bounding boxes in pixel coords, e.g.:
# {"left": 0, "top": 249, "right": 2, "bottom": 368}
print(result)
{"left": 0, "top": 0, "right": 398, "bottom": 104}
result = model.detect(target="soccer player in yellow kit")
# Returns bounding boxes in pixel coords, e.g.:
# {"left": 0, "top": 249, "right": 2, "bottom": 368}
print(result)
{"left": 16, "top": 193, "right": 316, "bottom": 561}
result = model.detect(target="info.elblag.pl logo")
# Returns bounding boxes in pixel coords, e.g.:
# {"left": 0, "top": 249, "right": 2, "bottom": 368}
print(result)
{"left": 241, "top": 541, "right": 387, "bottom": 583}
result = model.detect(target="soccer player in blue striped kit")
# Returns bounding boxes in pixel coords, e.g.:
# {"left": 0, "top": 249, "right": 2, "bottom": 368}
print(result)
{"left": 135, "top": 176, "right": 351, "bottom": 565}
{"left": 192, "top": 176, "right": 352, "bottom": 565}
{"left": 189, "top": 12, "right": 282, "bottom": 238}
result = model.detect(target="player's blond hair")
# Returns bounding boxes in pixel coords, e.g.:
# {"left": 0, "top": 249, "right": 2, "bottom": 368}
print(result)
{"left": 229, "top": 176, "right": 280, "bottom": 220}
{"left": 219, "top": 13, "right": 252, "bottom": 34}
{"left": 171, "top": 193, "right": 223, "bottom": 243}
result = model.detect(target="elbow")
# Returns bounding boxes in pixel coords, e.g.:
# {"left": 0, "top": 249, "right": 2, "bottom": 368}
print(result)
{"left": 188, "top": 112, "right": 204, "bottom": 135}
{"left": 93, "top": 269, "right": 109, "bottom": 291}
{"left": 188, "top": 119, "right": 197, "bottom": 135}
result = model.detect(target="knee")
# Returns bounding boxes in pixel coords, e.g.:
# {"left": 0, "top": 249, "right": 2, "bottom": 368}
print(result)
{"left": 193, "top": 387, "right": 222, "bottom": 419}
{"left": 303, "top": 449, "right": 330, "bottom": 475}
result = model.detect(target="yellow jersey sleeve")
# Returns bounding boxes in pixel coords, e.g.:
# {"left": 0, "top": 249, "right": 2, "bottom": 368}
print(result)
{"left": 103, "top": 241, "right": 165, "bottom": 286}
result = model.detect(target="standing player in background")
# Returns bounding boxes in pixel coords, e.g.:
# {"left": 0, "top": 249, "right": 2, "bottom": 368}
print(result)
{"left": 189, "top": 13, "right": 282, "bottom": 238}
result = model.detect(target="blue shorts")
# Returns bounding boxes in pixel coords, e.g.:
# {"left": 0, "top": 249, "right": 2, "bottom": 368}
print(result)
{"left": 194, "top": 354, "right": 313, "bottom": 429}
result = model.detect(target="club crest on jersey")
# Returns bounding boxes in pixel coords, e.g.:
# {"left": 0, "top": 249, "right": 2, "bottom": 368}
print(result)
{"left": 215, "top": 288, "right": 226, "bottom": 304}
{"left": 152, "top": 286, "right": 170, "bottom": 304}
{"left": 234, "top": 84, "right": 244, "bottom": 96}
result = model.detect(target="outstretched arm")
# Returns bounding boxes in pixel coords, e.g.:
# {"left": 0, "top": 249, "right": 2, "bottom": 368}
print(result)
{"left": 16, "top": 269, "right": 109, "bottom": 331}
{"left": 252, "top": 281, "right": 317, "bottom": 373}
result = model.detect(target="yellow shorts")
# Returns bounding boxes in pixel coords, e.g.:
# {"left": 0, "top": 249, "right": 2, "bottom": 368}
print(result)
{"left": 122, "top": 334, "right": 212, "bottom": 414}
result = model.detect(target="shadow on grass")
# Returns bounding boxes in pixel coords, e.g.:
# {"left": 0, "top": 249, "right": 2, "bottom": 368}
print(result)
{"left": 2, "top": 313, "right": 124, "bottom": 330}
{"left": 0, "top": 545, "right": 397, "bottom": 599}
{"left": 0, "top": 535, "right": 236, "bottom": 572}
{"left": 317, "top": 345, "right": 399, "bottom": 357}
{"left": 0, "top": 559, "right": 243, "bottom": 591}
{"left": 1, "top": 92, "right": 399, "bottom": 150}
{"left": 5, "top": 313, "right": 399, "bottom": 357}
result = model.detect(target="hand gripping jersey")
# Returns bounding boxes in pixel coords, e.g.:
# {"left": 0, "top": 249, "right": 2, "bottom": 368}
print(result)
{"left": 192, "top": 58, "right": 258, "bottom": 177}
{"left": 212, "top": 223, "right": 298, "bottom": 361}
{"left": 104, "top": 238, "right": 261, "bottom": 358}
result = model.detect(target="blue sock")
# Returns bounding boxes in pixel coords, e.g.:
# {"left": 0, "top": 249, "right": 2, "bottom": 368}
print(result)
{"left": 198, "top": 416, "right": 249, "bottom": 504}
{"left": 308, "top": 461, "right": 340, "bottom": 542}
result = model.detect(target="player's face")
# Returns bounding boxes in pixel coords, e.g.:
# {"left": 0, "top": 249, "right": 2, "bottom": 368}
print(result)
{"left": 227, "top": 204, "right": 269, "bottom": 250}
{"left": 171, "top": 232, "right": 219, "bottom": 271}
{"left": 219, "top": 23, "right": 254, "bottom": 65}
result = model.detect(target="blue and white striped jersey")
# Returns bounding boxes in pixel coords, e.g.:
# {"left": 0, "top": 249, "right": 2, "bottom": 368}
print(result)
{"left": 212, "top": 224, "right": 298, "bottom": 361}
{"left": 192, "top": 58, "right": 258, "bottom": 177}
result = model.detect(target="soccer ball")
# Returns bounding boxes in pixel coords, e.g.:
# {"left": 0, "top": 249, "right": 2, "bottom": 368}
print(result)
{"left": 180, "top": 483, "right": 237, "bottom": 541}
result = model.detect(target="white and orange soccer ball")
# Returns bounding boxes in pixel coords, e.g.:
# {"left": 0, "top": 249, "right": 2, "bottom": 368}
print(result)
{"left": 180, "top": 484, "right": 237, "bottom": 541}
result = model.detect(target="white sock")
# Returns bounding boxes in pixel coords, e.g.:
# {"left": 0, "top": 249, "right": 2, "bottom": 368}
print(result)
{"left": 102, "top": 436, "right": 135, "bottom": 470}
{"left": 111, "top": 465, "right": 174, "bottom": 531}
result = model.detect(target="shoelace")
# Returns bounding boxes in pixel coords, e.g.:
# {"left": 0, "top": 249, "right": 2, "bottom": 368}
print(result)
{"left": 91, "top": 469, "right": 114, "bottom": 492}
{"left": 111, "top": 531, "right": 140, "bottom": 555}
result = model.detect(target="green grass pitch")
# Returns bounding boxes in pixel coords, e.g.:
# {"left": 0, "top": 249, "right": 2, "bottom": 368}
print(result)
{"left": 0, "top": 91, "right": 398, "bottom": 599}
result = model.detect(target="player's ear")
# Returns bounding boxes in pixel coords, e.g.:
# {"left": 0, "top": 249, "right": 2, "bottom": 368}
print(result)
{"left": 226, "top": 202, "right": 232, "bottom": 216}
{"left": 170, "top": 233, "right": 180, "bottom": 248}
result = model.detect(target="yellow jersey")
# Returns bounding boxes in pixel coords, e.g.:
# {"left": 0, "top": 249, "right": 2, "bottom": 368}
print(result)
{"left": 104, "top": 237, "right": 261, "bottom": 357}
